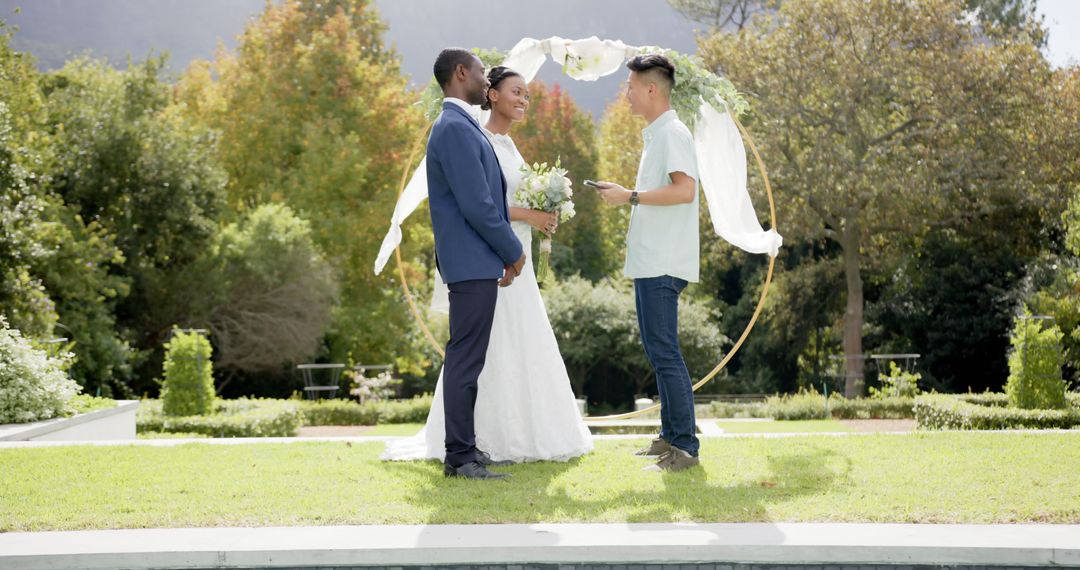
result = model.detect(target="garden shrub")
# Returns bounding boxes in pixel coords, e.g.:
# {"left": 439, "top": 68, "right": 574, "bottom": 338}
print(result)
{"left": 915, "top": 393, "right": 1080, "bottom": 430}
{"left": 1005, "top": 315, "right": 1067, "bottom": 410}
{"left": 349, "top": 369, "right": 401, "bottom": 404}
{"left": 138, "top": 398, "right": 301, "bottom": 437}
{"left": 161, "top": 329, "right": 215, "bottom": 416}
{"left": 704, "top": 401, "right": 769, "bottom": 418}
{"left": 544, "top": 276, "right": 728, "bottom": 396}
{"left": 68, "top": 394, "right": 116, "bottom": 415}
{"left": 0, "top": 316, "right": 80, "bottom": 424}
{"left": 298, "top": 394, "right": 433, "bottom": 426}
{"left": 870, "top": 361, "right": 922, "bottom": 399}
{"left": 764, "top": 389, "right": 916, "bottom": 420}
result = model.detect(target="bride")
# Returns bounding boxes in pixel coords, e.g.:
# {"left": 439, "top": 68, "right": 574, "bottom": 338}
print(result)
{"left": 382, "top": 66, "right": 593, "bottom": 463}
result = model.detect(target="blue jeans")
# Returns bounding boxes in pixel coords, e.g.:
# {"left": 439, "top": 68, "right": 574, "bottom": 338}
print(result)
{"left": 634, "top": 275, "right": 699, "bottom": 456}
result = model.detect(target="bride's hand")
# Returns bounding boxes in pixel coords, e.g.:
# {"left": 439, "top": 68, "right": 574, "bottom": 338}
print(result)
{"left": 528, "top": 210, "right": 559, "bottom": 237}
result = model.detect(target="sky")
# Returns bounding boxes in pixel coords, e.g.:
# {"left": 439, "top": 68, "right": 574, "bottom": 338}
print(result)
{"left": 0, "top": 0, "right": 1076, "bottom": 119}
{"left": 1040, "top": 0, "right": 1080, "bottom": 68}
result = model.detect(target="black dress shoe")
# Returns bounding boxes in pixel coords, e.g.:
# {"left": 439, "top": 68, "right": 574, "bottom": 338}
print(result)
{"left": 476, "top": 449, "right": 514, "bottom": 467}
{"left": 444, "top": 461, "right": 511, "bottom": 480}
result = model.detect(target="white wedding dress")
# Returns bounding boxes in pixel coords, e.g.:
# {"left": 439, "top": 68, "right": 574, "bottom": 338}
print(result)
{"left": 381, "top": 127, "right": 593, "bottom": 463}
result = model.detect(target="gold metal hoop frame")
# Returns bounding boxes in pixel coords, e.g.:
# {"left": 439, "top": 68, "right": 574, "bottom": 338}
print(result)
{"left": 392, "top": 107, "right": 777, "bottom": 421}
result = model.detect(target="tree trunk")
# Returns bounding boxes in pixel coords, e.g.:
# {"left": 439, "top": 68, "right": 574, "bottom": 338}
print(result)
{"left": 840, "top": 221, "right": 865, "bottom": 398}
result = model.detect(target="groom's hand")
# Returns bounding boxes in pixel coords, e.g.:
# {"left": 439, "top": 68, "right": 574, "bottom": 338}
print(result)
{"left": 595, "top": 181, "right": 631, "bottom": 205}
{"left": 498, "top": 254, "right": 526, "bottom": 287}
{"left": 499, "top": 254, "right": 525, "bottom": 287}
{"left": 499, "top": 265, "right": 515, "bottom": 287}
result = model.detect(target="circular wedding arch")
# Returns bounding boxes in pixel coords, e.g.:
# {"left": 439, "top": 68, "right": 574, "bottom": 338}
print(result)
{"left": 388, "top": 39, "right": 778, "bottom": 421}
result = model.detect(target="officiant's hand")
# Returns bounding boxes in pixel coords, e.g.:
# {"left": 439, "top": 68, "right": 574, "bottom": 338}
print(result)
{"left": 527, "top": 210, "right": 559, "bottom": 236}
{"left": 595, "top": 181, "right": 631, "bottom": 205}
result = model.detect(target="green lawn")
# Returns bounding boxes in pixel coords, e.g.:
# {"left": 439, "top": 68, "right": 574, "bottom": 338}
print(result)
{"left": 365, "top": 423, "right": 424, "bottom": 436}
{"left": 713, "top": 420, "right": 854, "bottom": 433}
{"left": 1, "top": 433, "right": 1077, "bottom": 531}
{"left": 586, "top": 420, "right": 855, "bottom": 435}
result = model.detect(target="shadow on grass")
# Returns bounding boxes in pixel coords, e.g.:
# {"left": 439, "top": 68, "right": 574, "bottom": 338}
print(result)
{"left": 381, "top": 441, "right": 850, "bottom": 525}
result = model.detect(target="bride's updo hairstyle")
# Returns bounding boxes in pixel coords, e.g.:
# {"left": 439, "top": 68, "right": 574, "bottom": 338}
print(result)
{"left": 482, "top": 66, "right": 523, "bottom": 111}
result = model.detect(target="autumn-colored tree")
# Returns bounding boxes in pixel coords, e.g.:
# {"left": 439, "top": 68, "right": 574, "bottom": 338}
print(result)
{"left": 700, "top": 0, "right": 1078, "bottom": 396}
{"left": 596, "top": 95, "right": 646, "bottom": 190}
{"left": 175, "top": 0, "right": 430, "bottom": 372}
{"left": 511, "top": 81, "right": 618, "bottom": 281}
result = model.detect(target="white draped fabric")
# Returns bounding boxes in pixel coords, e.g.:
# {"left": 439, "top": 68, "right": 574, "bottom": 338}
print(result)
{"left": 694, "top": 100, "right": 782, "bottom": 256}
{"left": 373, "top": 36, "right": 782, "bottom": 289}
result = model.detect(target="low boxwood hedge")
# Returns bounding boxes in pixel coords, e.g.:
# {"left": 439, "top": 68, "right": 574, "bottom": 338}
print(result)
{"left": 764, "top": 392, "right": 916, "bottom": 420}
{"left": 298, "top": 395, "right": 432, "bottom": 426}
{"left": 137, "top": 398, "right": 303, "bottom": 437}
{"left": 915, "top": 393, "right": 1080, "bottom": 430}
{"left": 136, "top": 395, "right": 435, "bottom": 437}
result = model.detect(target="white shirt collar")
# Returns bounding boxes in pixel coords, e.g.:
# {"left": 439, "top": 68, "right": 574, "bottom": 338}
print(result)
{"left": 444, "top": 97, "right": 481, "bottom": 123}
{"left": 642, "top": 109, "right": 678, "bottom": 143}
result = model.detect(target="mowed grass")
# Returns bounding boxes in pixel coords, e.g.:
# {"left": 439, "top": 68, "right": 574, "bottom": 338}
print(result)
{"left": 1, "top": 432, "right": 1077, "bottom": 531}
{"left": 364, "top": 423, "right": 425, "bottom": 436}
{"left": 319, "top": 420, "right": 852, "bottom": 437}
{"left": 712, "top": 420, "right": 854, "bottom": 433}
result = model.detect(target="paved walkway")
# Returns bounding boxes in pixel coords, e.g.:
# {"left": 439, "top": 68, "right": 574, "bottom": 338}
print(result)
{"left": 1, "top": 522, "right": 1077, "bottom": 569}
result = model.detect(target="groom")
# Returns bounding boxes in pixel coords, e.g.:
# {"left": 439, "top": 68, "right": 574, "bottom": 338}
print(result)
{"left": 427, "top": 48, "right": 526, "bottom": 480}
{"left": 596, "top": 54, "right": 701, "bottom": 472}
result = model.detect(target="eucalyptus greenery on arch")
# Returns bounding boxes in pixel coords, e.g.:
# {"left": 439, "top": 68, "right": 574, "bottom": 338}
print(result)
{"left": 377, "top": 37, "right": 782, "bottom": 420}
{"left": 635, "top": 46, "right": 750, "bottom": 129}
{"left": 415, "top": 46, "right": 749, "bottom": 130}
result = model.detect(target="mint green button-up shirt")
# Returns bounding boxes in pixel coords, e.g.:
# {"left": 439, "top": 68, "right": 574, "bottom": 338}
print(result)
{"left": 624, "top": 110, "right": 700, "bottom": 282}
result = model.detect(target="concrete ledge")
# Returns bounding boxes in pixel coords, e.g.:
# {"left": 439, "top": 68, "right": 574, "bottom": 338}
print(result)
{"left": 0, "top": 523, "right": 1077, "bottom": 570}
{"left": 0, "top": 400, "right": 138, "bottom": 441}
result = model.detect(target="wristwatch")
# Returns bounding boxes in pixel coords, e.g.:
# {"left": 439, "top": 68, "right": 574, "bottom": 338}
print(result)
{"left": 629, "top": 191, "right": 639, "bottom": 206}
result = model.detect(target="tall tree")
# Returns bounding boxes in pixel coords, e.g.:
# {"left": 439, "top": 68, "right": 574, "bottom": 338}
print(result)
{"left": 512, "top": 81, "right": 616, "bottom": 281}
{"left": 667, "top": 0, "right": 773, "bottom": 31}
{"left": 0, "top": 30, "right": 133, "bottom": 396}
{"left": 44, "top": 56, "right": 227, "bottom": 395}
{"left": 191, "top": 203, "right": 338, "bottom": 392}
{"left": 0, "top": 27, "right": 60, "bottom": 338}
{"left": 175, "top": 0, "right": 429, "bottom": 373}
{"left": 596, "top": 95, "right": 645, "bottom": 191}
{"left": 964, "top": 0, "right": 1044, "bottom": 43}
{"left": 700, "top": 0, "right": 1077, "bottom": 396}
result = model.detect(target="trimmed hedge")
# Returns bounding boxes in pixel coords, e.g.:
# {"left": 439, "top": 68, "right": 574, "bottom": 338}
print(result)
{"left": 952, "top": 392, "right": 1079, "bottom": 409}
{"left": 137, "top": 398, "right": 302, "bottom": 437}
{"left": 160, "top": 329, "right": 215, "bottom": 417}
{"left": 68, "top": 395, "right": 117, "bottom": 415}
{"left": 915, "top": 393, "right": 1080, "bottom": 430}
{"left": 137, "top": 396, "right": 434, "bottom": 437}
{"left": 298, "top": 394, "right": 433, "bottom": 426}
{"left": 764, "top": 392, "right": 916, "bottom": 420}
{"left": 138, "top": 431, "right": 211, "bottom": 439}
{"left": 703, "top": 401, "right": 769, "bottom": 419}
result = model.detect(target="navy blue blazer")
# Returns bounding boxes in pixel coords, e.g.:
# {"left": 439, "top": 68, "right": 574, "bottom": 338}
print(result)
{"left": 426, "top": 101, "right": 523, "bottom": 284}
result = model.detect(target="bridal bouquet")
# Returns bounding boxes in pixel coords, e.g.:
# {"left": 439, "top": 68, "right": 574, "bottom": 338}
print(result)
{"left": 515, "top": 158, "right": 576, "bottom": 284}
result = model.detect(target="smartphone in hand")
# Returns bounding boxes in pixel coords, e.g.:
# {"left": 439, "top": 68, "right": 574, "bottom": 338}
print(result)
{"left": 584, "top": 180, "right": 603, "bottom": 188}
